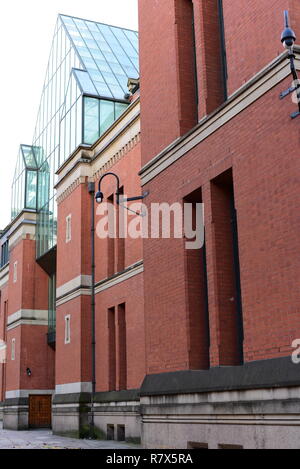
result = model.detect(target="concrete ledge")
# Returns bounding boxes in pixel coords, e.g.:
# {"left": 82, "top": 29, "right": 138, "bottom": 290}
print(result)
{"left": 140, "top": 356, "right": 299, "bottom": 397}
{"left": 94, "top": 389, "right": 140, "bottom": 403}
{"left": 53, "top": 393, "right": 91, "bottom": 405}
{"left": 4, "top": 398, "right": 28, "bottom": 406}
{"left": 53, "top": 389, "right": 140, "bottom": 405}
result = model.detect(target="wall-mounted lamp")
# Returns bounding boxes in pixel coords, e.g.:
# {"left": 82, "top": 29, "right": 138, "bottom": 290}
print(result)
{"left": 95, "top": 172, "right": 149, "bottom": 216}
{"left": 280, "top": 11, "right": 300, "bottom": 118}
{"left": 26, "top": 368, "right": 32, "bottom": 377}
{"left": 88, "top": 172, "right": 148, "bottom": 438}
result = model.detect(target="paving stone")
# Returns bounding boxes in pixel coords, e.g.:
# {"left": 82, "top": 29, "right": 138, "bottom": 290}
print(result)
{"left": 0, "top": 422, "right": 141, "bottom": 450}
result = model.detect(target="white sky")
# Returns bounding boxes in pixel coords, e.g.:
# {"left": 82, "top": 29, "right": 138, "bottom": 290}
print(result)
{"left": 0, "top": 0, "right": 138, "bottom": 229}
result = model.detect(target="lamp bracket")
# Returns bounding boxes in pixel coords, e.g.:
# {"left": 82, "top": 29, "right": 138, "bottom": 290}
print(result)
{"left": 280, "top": 85, "right": 299, "bottom": 99}
{"left": 118, "top": 191, "right": 150, "bottom": 217}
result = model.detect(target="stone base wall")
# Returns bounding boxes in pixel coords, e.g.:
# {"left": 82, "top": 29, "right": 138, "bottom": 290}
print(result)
{"left": 141, "top": 388, "right": 300, "bottom": 449}
{"left": 52, "top": 390, "right": 141, "bottom": 443}
{"left": 3, "top": 399, "right": 28, "bottom": 431}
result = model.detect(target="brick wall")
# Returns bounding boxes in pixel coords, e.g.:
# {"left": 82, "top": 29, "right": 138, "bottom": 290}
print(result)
{"left": 96, "top": 273, "right": 145, "bottom": 392}
{"left": 223, "top": 0, "right": 300, "bottom": 96}
{"left": 139, "top": 0, "right": 197, "bottom": 165}
{"left": 4, "top": 236, "right": 53, "bottom": 393}
{"left": 56, "top": 140, "right": 145, "bottom": 391}
{"left": 141, "top": 77, "right": 300, "bottom": 373}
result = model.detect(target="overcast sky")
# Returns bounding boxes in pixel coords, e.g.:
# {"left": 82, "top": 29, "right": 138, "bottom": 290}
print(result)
{"left": 0, "top": 0, "right": 138, "bottom": 229}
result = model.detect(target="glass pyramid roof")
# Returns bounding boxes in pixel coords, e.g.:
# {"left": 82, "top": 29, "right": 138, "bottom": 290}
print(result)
{"left": 60, "top": 14, "right": 139, "bottom": 100}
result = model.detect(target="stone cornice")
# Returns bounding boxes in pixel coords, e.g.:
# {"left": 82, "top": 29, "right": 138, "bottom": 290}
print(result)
{"left": 92, "top": 132, "right": 141, "bottom": 181}
{"left": 55, "top": 105, "right": 140, "bottom": 205}
{"left": 56, "top": 260, "right": 143, "bottom": 307}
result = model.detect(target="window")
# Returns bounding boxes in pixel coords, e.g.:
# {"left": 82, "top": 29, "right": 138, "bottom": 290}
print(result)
{"left": 108, "top": 307, "right": 116, "bottom": 390}
{"left": 65, "top": 315, "right": 71, "bottom": 344}
{"left": 108, "top": 303, "right": 127, "bottom": 391}
{"left": 107, "top": 424, "right": 115, "bottom": 440}
{"left": 187, "top": 442, "right": 208, "bottom": 449}
{"left": 107, "top": 194, "right": 115, "bottom": 277}
{"left": 0, "top": 240, "right": 9, "bottom": 268}
{"left": 117, "top": 303, "right": 127, "bottom": 390}
{"left": 66, "top": 214, "right": 72, "bottom": 243}
{"left": 184, "top": 188, "right": 210, "bottom": 370}
{"left": 117, "top": 425, "right": 125, "bottom": 442}
{"left": 13, "top": 261, "right": 18, "bottom": 283}
{"left": 210, "top": 169, "right": 244, "bottom": 365}
{"left": 11, "top": 339, "right": 15, "bottom": 361}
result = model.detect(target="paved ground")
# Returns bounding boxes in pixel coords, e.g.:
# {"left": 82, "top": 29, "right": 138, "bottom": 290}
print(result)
{"left": 0, "top": 422, "right": 141, "bottom": 449}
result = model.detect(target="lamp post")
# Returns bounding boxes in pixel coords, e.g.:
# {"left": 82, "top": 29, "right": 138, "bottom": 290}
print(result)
{"left": 87, "top": 173, "right": 147, "bottom": 438}
{"left": 280, "top": 11, "right": 300, "bottom": 118}
{"left": 88, "top": 181, "right": 96, "bottom": 439}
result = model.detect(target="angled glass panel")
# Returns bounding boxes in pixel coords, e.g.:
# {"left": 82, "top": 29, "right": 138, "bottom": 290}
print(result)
{"left": 83, "top": 96, "right": 100, "bottom": 144}
{"left": 37, "top": 160, "right": 50, "bottom": 210}
{"left": 94, "top": 81, "right": 113, "bottom": 98}
{"left": 100, "top": 100, "right": 114, "bottom": 134}
{"left": 11, "top": 146, "right": 29, "bottom": 219}
{"left": 25, "top": 170, "right": 37, "bottom": 209}
{"left": 110, "top": 85, "right": 126, "bottom": 100}
{"left": 115, "top": 102, "right": 128, "bottom": 120}
{"left": 21, "top": 145, "right": 38, "bottom": 168}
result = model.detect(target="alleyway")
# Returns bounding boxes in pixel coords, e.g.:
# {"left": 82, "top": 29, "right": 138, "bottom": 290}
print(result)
{"left": 0, "top": 423, "right": 141, "bottom": 449}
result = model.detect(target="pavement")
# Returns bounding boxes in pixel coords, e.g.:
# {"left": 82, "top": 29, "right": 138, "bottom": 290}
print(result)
{"left": 0, "top": 422, "right": 141, "bottom": 449}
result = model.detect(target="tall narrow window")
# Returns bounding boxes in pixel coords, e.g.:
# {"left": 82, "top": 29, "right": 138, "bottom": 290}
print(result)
{"left": 48, "top": 274, "right": 56, "bottom": 344}
{"left": 210, "top": 169, "right": 244, "bottom": 365}
{"left": 117, "top": 303, "right": 127, "bottom": 390}
{"left": 65, "top": 315, "right": 71, "bottom": 344}
{"left": 11, "top": 339, "right": 15, "bottom": 361}
{"left": 217, "top": 0, "right": 228, "bottom": 101}
{"left": 13, "top": 262, "right": 18, "bottom": 283}
{"left": 66, "top": 214, "right": 72, "bottom": 243}
{"left": 184, "top": 188, "right": 210, "bottom": 370}
{"left": 117, "top": 187, "right": 125, "bottom": 273}
{"left": 107, "top": 194, "right": 115, "bottom": 278}
{"left": 192, "top": 0, "right": 228, "bottom": 117}
{"left": 0, "top": 240, "right": 9, "bottom": 268}
{"left": 108, "top": 307, "right": 116, "bottom": 391}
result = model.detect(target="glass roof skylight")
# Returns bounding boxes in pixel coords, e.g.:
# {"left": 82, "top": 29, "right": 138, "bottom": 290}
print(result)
{"left": 60, "top": 15, "right": 139, "bottom": 100}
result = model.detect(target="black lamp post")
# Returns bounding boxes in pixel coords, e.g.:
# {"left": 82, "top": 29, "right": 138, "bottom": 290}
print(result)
{"left": 280, "top": 11, "right": 300, "bottom": 118}
{"left": 88, "top": 181, "right": 96, "bottom": 439}
{"left": 87, "top": 172, "right": 148, "bottom": 438}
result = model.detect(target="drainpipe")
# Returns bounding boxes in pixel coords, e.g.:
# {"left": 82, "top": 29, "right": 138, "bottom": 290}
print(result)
{"left": 2, "top": 295, "right": 8, "bottom": 403}
{"left": 88, "top": 181, "right": 96, "bottom": 438}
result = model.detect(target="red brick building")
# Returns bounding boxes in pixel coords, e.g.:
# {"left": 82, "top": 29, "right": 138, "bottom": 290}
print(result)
{"left": 138, "top": 0, "right": 300, "bottom": 449}
{"left": 1, "top": 2, "right": 300, "bottom": 449}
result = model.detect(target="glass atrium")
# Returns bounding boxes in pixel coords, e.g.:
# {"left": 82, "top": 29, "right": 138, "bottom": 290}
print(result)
{"left": 11, "top": 14, "right": 139, "bottom": 258}
{"left": 11, "top": 145, "right": 38, "bottom": 220}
